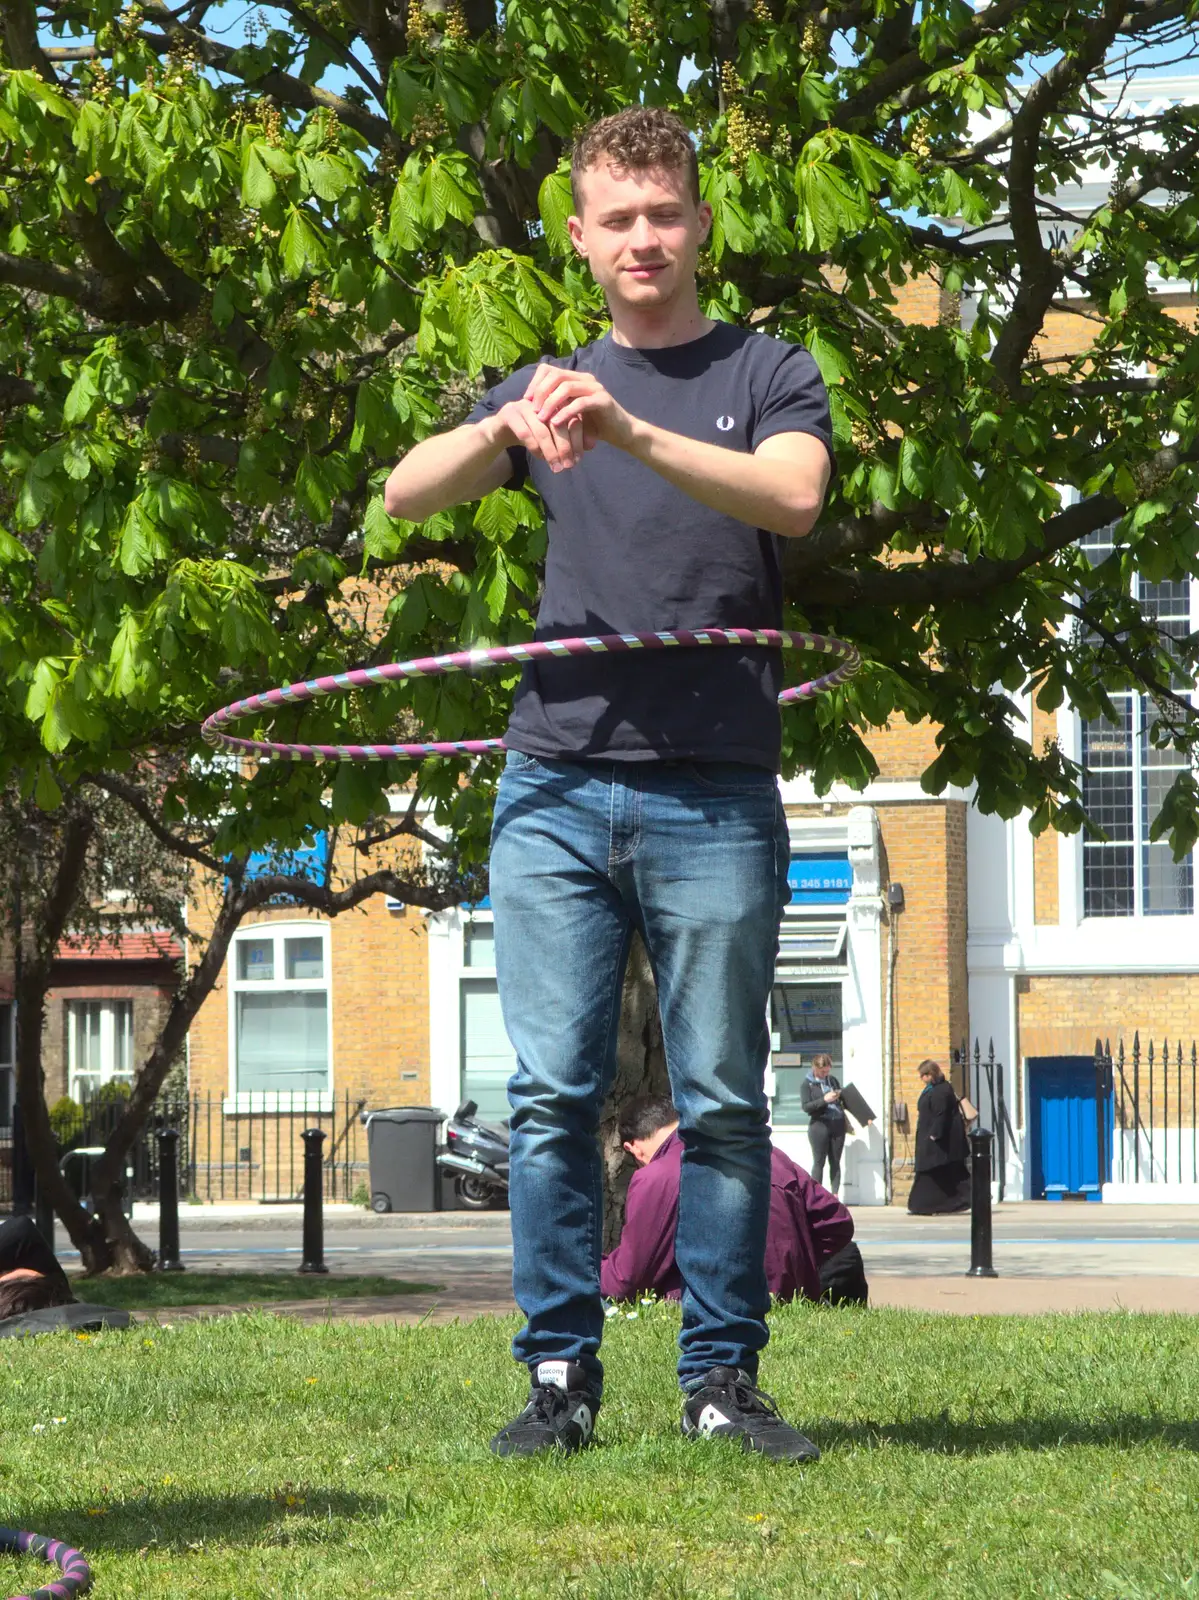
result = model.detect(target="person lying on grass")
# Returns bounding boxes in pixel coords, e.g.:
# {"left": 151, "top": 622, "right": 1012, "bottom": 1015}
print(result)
{"left": 0, "top": 1215, "right": 77, "bottom": 1321}
{"left": 602, "top": 1096, "right": 868, "bottom": 1310}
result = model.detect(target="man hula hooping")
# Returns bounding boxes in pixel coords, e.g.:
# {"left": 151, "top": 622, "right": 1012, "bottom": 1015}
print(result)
{"left": 384, "top": 106, "right": 837, "bottom": 1463}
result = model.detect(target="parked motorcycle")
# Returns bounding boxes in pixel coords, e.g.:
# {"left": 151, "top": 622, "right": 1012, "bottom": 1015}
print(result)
{"left": 437, "top": 1099, "right": 510, "bottom": 1210}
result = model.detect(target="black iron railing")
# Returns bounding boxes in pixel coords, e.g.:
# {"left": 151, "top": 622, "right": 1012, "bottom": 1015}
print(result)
{"left": 2, "top": 1090, "right": 373, "bottom": 1207}
{"left": 1096, "top": 1035, "right": 1199, "bottom": 1188}
{"left": 963, "top": 1039, "right": 1017, "bottom": 1202}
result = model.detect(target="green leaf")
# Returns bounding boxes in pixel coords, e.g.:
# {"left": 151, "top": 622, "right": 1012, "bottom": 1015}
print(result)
{"left": 418, "top": 152, "right": 480, "bottom": 230}
{"left": 294, "top": 451, "right": 334, "bottom": 521}
{"left": 25, "top": 657, "right": 63, "bottom": 722}
{"left": 868, "top": 458, "right": 898, "bottom": 510}
{"left": 299, "top": 152, "right": 350, "bottom": 202}
{"left": 62, "top": 435, "right": 92, "bottom": 481}
{"left": 937, "top": 168, "right": 990, "bottom": 226}
{"left": 363, "top": 495, "right": 410, "bottom": 562}
{"left": 0, "top": 524, "right": 31, "bottom": 565}
{"left": 108, "top": 611, "right": 144, "bottom": 697}
{"left": 258, "top": 144, "right": 297, "bottom": 178}
{"left": 476, "top": 548, "right": 509, "bottom": 622}
{"left": 117, "top": 497, "right": 170, "bottom": 575}
{"left": 388, "top": 176, "right": 422, "bottom": 252}
{"left": 34, "top": 762, "right": 63, "bottom": 811}
{"left": 241, "top": 143, "right": 276, "bottom": 209}
{"left": 538, "top": 169, "right": 573, "bottom": 256}
{"left": 794, "top": 158, "right": 870, "bottom": 251}
{"left": 280, "top": 208, "right": 328, "bottom": 278}
{"left": 386, "top": 64, "right": 427, "bottom": 132}
{"left": 898, "top": 436, "right": 932, "bottom": 497}
{"left": 63, "top": 362, "right": 100, "bottom": 425}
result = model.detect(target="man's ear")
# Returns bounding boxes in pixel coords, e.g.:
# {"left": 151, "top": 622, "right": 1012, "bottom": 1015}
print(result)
{"left": 621, "top": 1140, "right": 635, "bottom": 1156}
{"left": 567, "top": 213, "right": 587, "bottom": 258}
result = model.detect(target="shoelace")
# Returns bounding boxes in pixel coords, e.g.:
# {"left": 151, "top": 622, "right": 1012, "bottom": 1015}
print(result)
{"left": 524, "top": 1384, "right": 573, "bottom": 1424}
{"left": 722, "top": 1377, "right": 786, "bottom": 1429}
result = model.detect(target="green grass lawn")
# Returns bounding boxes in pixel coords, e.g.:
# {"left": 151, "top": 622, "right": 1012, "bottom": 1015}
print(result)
{"left": 1, "top": 1300, "right": 1197, "bottom": 1599}
{"left": 69, "top": 1272, "right": 441, "bottom": 1309}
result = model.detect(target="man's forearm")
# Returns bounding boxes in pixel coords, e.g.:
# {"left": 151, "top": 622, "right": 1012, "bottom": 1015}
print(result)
{"left": 383, "top": 419, "right": 508, "bottom": 520}
{"left": 622, "top": 419, "right": 824, "bottom": 539}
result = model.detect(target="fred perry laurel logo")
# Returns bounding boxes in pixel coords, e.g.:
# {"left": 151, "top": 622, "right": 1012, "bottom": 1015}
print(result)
{"left": 716, "top": 414, "right": 735, "bottom": 431}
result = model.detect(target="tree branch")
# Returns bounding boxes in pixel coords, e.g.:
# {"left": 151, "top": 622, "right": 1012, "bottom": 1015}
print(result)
{"left": 273, "top": 0, "right": 386, "bottom": 104}
{"left": 988, "top": 0, "right": 1128, "bottom": 391}
{"left": 139, "top": 0, "right": 402, "bottom": 151}
{"left": 830, "top": 0, "right": 1028, "bottom": 128}
{"left": 84, "top": 771, "right": 228, "bottom": 878}
{"left": 1060, "top": 598, "right": 1199, "bottom": 725}
{"left": 0, "top": 0, "right": 64, "bottom": 84}
{"left": 0, "top": 371, "right": 38, "bottom": 407}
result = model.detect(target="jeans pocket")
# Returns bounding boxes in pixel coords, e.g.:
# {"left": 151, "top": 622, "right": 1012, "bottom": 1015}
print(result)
{"left": 682, "top": 761, "right": 778, "bottom": 795}
{"left": 504, "top": 750, "right": 542, "bottom": 773}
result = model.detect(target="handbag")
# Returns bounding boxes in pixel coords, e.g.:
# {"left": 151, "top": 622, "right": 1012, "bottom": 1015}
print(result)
{"left": 958, "top": 1094, "right": 979, "bottom": 1126}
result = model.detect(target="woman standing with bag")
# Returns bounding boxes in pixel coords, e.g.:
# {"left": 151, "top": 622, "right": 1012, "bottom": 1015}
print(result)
{"left": 907, "top": 1059, "right": 971, "bottom": 1214}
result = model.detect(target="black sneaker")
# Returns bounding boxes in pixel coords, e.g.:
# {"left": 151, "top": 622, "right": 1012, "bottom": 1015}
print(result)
{"left": 489, "top": 1360, "right": 600, "bottom": 1458}
{"left": 681, "top": 1366, "right": 820, "bottom": 1462}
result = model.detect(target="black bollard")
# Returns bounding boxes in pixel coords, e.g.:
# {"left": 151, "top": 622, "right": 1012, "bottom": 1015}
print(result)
{"left": 299, "top": 1127, "right": 328, "bottom": 1275}
{"left": 156, "top": 1128, "right": 185, "bottom": 1272}
{"left": 966, "top": 1126, "right": 998, "bottom": 1278}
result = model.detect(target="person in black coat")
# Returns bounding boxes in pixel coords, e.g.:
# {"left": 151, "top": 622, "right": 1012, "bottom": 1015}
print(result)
{"left": 802, "top": 1052, "right": 846, "bottom": 1194}
{"left": 908, "top": 1059, "right": 971, "bottom": 1214}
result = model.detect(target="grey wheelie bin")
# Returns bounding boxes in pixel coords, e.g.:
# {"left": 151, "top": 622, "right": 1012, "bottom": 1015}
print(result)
{"left": 363, "top": 1106, "right": 443, "bottom": 1212}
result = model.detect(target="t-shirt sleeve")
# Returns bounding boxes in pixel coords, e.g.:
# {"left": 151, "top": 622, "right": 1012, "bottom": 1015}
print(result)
{"left": 464, "top": 363, "right": 539, "bottom": 489}
{"left": 751, "top": 343, "right": 836, "bottom": 476}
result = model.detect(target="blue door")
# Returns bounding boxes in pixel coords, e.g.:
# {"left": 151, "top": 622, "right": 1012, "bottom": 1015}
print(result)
{"left": 1027, "top": 1056, "right": 1113, "bottom": 1200}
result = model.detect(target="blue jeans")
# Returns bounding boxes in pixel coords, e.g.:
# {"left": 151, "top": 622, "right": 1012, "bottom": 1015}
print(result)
{"left": 490, "top": 752, "right": 791, "bottom": 1392}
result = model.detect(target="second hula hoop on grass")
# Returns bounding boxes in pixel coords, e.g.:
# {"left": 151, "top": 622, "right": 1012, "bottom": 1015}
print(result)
{"left": 201, "top": 627, "right": 861, "bottom": 763}
{"left": 0, "top": 1527, "right": 92, "bottom": 1600}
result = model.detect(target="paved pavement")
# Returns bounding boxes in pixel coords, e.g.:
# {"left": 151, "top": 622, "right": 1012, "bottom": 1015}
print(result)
{"left": 70, "top": 1200, "right": 1197, "bottom": 1323}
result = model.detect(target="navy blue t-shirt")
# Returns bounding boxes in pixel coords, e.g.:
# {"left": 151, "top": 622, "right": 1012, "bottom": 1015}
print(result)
{"left": 466, "top": 322, "right": 834, "bottom": 769}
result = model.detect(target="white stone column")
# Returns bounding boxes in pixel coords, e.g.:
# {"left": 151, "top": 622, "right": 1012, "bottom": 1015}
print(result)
{"left": 842, "top": 806, "right": 886, "bottom": 1205}
{"left": 425, "top": 908, "right": 464, "bottom": 1116}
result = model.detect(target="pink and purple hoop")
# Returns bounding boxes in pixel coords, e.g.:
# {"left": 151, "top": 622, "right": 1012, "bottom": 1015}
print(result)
{"left": 201, "top": 628, "right": 861, "bottom": 763}
{"left": 0, "top": 1528, "right": 91, "bottom": 1600}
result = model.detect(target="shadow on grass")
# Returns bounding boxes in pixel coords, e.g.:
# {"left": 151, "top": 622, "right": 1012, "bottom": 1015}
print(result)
{"left": 818, "top": 1413, "right": 1199, "bottom": 1454}
{"left": 71, "top": 1272, "right": 443, "bottom": 1309}
{"left": 19, "top": 1490, "right": 387, "bottom": 1553}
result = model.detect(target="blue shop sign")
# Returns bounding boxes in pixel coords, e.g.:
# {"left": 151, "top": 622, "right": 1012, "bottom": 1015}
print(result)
{"left": 788, "top": 852, "right": 852, "bottom": 905}
{"left": 237, "top": 833, "right": 330, "bottom": 902}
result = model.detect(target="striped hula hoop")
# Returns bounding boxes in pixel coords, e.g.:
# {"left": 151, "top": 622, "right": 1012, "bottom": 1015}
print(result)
{"left": 0, "top": 1528, "right": 92, "bottom": 1600}
{"left": 201, "top": 627, "right": 861, "bottom": 763}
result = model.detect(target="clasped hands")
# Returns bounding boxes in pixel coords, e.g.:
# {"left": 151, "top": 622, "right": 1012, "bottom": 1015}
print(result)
{"left": 486, "top": 364, "right": 635, "bottom": 473}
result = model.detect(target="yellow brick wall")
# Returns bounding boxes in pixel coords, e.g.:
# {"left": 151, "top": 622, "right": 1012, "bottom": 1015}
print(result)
{"left": 878, "top": 800, "right": 969, "bottom": 1195}
{"left": 188, "top": 884, "right": 430, "bottom": 1107}
{"left": 1018, "top": 974, "right": 1199, "bottom": 1063}
{"left": 863, "top": 717, "right": 941, "bottom": 782}
{"left": 1018, "top": 974, "right": 1198, "bottom": 1131}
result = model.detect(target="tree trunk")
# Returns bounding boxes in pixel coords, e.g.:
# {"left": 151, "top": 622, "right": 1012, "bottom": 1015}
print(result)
{"left": 13, "top": 968, "right": 96, "bottom": 1256}
{"left": 599, "top": 933, "right": 669, "bottom": 1252}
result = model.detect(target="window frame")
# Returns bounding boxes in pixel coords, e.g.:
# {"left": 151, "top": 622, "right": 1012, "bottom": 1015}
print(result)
{"left": 1076, "top": 550, "right": 1198, "bottom": 922}
{"left": 226, "top": 920, "right": 333, "bottom": 1112}
{"left": 457, "top": 912, "right": 514, "bottom": 1122}
{"left": 66, "top": 998, "right": 134, "bottom": 1102}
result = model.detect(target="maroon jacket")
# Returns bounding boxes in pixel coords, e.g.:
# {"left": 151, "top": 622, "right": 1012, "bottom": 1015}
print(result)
{"left": 600, "top": 1131, "right": 855, "bottom": 1304}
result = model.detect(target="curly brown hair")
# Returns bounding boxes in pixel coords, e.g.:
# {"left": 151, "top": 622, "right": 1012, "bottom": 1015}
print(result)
{"left": 0, "top": 1271, "right": 75, "bottom": 1321}
{"left": 570, "top": 107, "right": 700, "bottom": 211}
